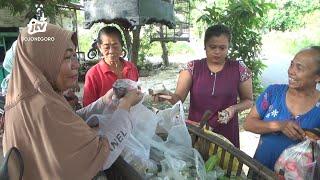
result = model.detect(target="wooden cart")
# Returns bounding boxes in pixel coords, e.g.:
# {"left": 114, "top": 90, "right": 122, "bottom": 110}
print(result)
{"left": 187, "top": 121, "right": 277, "bottom": 180}
{"left": 102, "top": 120, "right": 277, "bottom": 180}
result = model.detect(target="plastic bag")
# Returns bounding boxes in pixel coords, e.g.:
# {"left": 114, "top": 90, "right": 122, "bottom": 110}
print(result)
{"left": 122, "top": 100, "right": 159, "bottom": 163}
{"left": 119, "top": 102, "right": 156, "bottom": 173}
{"left": 193, "top": 128, "right": 239, "bottom": 173}
{"left": 123, "top": 101, "right": 205, "bottom": 179}
{"left": 152, "top": 146, "right": 205, "bottom": 180}
{"left": 156, "top": 101, "right": 192, "bottom": 147}
{"left": 113, "top": 79, "right": 139, "bottom": 98}
{"left": 205, "top": 166, "right": 225, "bottom": 180}
{"left": 98, "top": 80, "right": 206, "bottom": 179}
{"left": 147, "top": 101, "right": 205, "bottom": 179}
{"left": 274, "top": 139, "right": 320, "bottom": 180}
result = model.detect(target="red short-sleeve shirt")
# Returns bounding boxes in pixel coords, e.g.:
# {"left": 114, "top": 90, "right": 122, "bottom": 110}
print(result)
{"left": 83, "top": 58, "right": 139, "bottom": 106}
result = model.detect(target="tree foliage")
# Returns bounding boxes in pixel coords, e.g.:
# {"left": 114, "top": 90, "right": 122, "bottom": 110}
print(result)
{"left": 198, "top": 0, "right": 275, "bottom": 97}
{"left": 0, "top": 0, "right": 79, "bottom": 19}
{"left": 266, "top": 0, "right": 320, "bottom": 31}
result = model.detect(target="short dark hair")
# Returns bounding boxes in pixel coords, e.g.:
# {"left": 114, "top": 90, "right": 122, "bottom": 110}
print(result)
{"left": 97, "top": 26, "right": 125, "bottom": 48}
{"left": 71, "top": 32, "right": 78, "bottom": 47}
{"left": 204, "top": 24, "right": 232, "bottom": 47}
{"left": 97, "top": 26, "right": 127, "bottom": 57}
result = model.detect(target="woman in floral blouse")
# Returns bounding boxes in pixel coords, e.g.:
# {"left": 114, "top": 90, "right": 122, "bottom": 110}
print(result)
{"left": 244, "top": 46, "right": 320, "bottom": 170}
{"left": 153, "top": 24, "right": 253, "bottom": 148}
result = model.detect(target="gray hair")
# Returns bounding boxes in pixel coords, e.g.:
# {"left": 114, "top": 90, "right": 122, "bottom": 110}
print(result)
{"left": 308, "top": 46, "right": 320, "bottom": 74}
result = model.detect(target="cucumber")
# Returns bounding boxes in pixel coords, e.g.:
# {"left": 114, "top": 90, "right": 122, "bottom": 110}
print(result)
{"left": 205, "top": 155, "right": 219, "bottom": 172}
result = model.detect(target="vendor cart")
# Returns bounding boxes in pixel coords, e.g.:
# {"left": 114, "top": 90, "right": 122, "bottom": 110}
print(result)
{"left": 104, "top": 121, "right": 277, "bottom": 180}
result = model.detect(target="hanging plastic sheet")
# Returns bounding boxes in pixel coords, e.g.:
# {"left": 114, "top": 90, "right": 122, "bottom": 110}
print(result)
{"left": 83, "top": 0, "right": 175, "bottom": 29}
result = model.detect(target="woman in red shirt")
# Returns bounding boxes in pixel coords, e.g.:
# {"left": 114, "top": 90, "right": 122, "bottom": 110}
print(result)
{"left": 83, "top": 26, "right": 139, "bottom": 106}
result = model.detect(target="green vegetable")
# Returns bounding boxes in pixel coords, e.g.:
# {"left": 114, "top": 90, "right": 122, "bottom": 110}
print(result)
{"left": 205, "top": 155, "right": 219, "bottom": 172}
{"left": 218, "top": 176, "right": 229, "bottom": 180}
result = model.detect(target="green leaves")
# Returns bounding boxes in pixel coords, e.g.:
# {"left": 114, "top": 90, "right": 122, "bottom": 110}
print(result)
{"left": 0, "top": 0, "right": 73, "bottom": 18}
{"left": 266, "top": 0, "right": 320, "bottom": 31}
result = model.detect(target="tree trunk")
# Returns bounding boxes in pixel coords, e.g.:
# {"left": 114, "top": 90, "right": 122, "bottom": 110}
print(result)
{"left": 131, "top": 26, "right": 141, "bottom": 65}
{"left": 159, "top": 25, "right": 169, "bottom": 66}
{"left": 121, "top": 27, "right": 132, "bottom": 60}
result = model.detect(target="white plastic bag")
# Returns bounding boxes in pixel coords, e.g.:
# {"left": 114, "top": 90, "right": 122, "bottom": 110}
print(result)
{"left": 123, "top": 100, "right": 159, "bottom": 161}
{"left": 156, "top": 101, "right": 192, "bottom": 147}
{"left": 148, "top": 101, "right": 205, "bottom": 179}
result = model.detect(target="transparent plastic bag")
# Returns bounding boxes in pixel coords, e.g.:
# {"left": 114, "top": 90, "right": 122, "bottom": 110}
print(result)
{"left": 121, "top": 138, "right": 158, "bottom": 176}
{"left": 122, "top": 100, "right": 159, "bottom": 163}
{"left": 205, "top": 166, "right": 225, "bottom": 180}
{"left": 156, "top": 101, "right": 192, "bottom": 147}
{"left": 147, "top": 101, "right": 206, "bottom": 179}
{"left": 152, "top": 146, "right": 206, "bottom": 180}
{"left": 102, "top": 81, "right": 206, "bottom": 179}
{"left": 120, "top": 95, "right": 162, "bottom": 174}
{"left": 274, "top": 139, "right": 320, "bottom": 180}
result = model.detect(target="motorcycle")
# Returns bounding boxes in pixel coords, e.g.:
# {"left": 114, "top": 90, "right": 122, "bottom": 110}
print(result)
{"left": 87, "top": 39, "right": 99, "bottom": 60}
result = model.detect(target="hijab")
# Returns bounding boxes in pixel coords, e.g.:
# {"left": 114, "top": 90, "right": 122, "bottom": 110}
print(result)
{"left": 3, "top": 23, "right": 108, "bottom": 179}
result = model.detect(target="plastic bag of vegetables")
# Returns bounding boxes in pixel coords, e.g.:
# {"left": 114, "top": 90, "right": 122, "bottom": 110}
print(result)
{"left": 274, "top": 138, "right": 320, "bottom": 180}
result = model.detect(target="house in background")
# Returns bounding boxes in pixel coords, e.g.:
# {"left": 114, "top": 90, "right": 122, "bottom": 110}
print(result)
{"left": 0, "top": 3, "right": 83, "bottom": 81}
{"left": 0, "top": 8, "right": 28, "bottom": 60}
{"left": 0, "top": 8, "right": 28, "bottom": 80}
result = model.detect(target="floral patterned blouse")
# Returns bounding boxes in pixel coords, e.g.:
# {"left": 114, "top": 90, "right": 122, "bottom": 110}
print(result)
{"left": 254, "top": 84, "right": 320, "bottom": 170}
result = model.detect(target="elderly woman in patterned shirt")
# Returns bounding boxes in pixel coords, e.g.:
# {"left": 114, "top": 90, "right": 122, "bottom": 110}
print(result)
{"left": 244, "top": 46, "right": 320, "bottom": 170}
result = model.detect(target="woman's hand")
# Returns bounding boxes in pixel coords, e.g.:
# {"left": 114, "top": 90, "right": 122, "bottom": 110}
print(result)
{"left": 73, "top": 83, "right": 81, "bottom": 92}
{"left": 86, "top": 116, "right": 99, "bottom": 128}
{"left": 118, "top": 89, "right": 143, "bottom": 111}
{"left": 150, "top": 89, "right": 173, "bottom": 103}
{"left": 218, "top": 106, "right": 236, "bottom": 124}
{"left": 102, "top": 89, "right": 115, "bottom": 103}
{"left": 225, "top": 106, "right": 236, "bottom": 120}
{"left": 280, "top": 121, "right": 305, "bottom": 140}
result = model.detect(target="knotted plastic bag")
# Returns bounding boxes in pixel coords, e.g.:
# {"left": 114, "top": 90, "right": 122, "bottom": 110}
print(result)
{"left": 113, "top": 79, "right": 139, "bottom": 98}
{"left": 274, "top": 139, "right": 320, "bottom": 180}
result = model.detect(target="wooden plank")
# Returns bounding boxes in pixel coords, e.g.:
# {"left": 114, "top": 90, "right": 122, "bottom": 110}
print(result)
{"left": 236, "top": 162, "right": 243, "bottom": 176}
{"left": 219, "top": 148, "right": 226, "bottom": 168}
{"left": 187, "top": 123, "right": 277, "bottom": 180}
{"left": 226, "top": 153, "right": 235, "bottom": 177}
